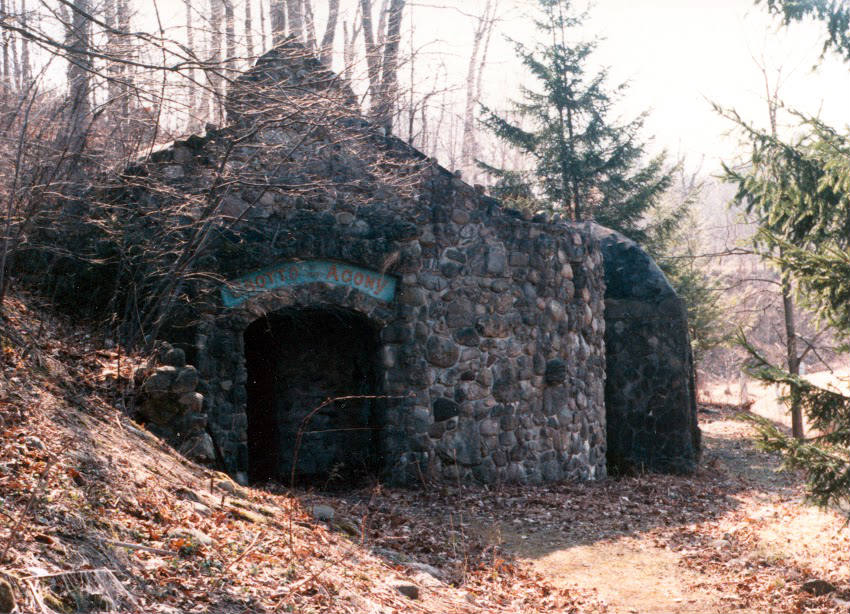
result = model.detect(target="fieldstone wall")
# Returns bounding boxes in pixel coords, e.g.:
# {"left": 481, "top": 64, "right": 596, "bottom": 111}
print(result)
{"left": 135, "top": 345, "right": 215, "bottom": 464}
{"left": 592, "top": 226, "right": 700, "bottom": 474}
{"left": 191, "top": 180, "right": 608, "bottom": 486}
{"left": 102, "top": 44, "right": 608, "bottom": 486}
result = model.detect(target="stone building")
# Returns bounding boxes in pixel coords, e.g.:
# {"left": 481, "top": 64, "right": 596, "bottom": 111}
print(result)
{"left": 98, "top": 43, "right": 697, "bottom": 487}
{"left": 594, "top": 227, "right": 701, "bottom": 475}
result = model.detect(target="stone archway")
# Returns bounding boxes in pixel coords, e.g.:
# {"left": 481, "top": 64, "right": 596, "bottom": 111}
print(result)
{"left": 243, "top": 306, "right": 384, "bottom": 487}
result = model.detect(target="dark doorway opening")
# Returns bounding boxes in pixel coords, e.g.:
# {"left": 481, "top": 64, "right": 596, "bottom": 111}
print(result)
{"left": 244, "top": 307, "right": 383, "bottom": 488}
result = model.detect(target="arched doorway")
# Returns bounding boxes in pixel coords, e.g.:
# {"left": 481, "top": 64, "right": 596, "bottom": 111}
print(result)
{"left": 244, "top": 307, "right": 383, "bottom": 487}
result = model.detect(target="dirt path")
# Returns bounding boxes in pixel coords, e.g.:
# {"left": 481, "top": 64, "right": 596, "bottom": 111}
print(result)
{"left": 483, "top": 407, "right": 850, "bottom": 613}
{"left": 509, "top": 536, "right": 721, "bottom": 613}
{"left": 319, "top": 403, "right": 850, "bottom": 613}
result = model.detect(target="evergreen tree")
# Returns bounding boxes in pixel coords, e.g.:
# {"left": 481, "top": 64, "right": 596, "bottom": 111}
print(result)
{"left": 652, "top": 204, "right": 729, "bottom": 366}
{"left": 757, "top": 0, "right": 850, "bottom": 62}
{"left": 480, "top": 0, "right": 726, "bottom": 363}
{"left": 478, "top": 0, "right": 673, "bottom": 245}
{"left": 722, "top": 0, "right": 850, "bottom": 512}
{"left": 724, "top": 115, "right": 850, "bottom": 512}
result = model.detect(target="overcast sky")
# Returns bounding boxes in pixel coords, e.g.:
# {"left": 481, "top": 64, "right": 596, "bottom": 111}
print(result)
{"left": 460, "top": 0, "right": 850, "bottom": 172}
{"left": 589, "top": 0, "right": 850, "bottom": 170}
{"left": 146, "top": 0, "right": 850, "bottom": 173}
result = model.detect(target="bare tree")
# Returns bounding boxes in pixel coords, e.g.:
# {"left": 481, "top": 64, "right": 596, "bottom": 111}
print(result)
{"left": 375, "top": 0, "right": 403, "bottom": 132}
{"left": 224, "top": 0, "right": 237, "bottom": 74}
{"left": 359, "top": 0, "right": 405, "bottom": 133}
{"left": 304, "top": 0, "right": 318, "bottom": 52}
{"left": 105, "top": 0, "right": 122, "bottom": 123}
{"left": 19, "top": 0, "right": 30, "bottom": 86}
{"left": 375, "top": 0, "right": 389, "bottom": 49}
{"left": 270, "top": 0, "right": 286, "bottom": 47}
{"left": 342, "top": 3, "right": 362, "bottom": 82}
{"left": 319, "top": 0, "right": 339, "bottom": 67}
{"left": 259, "top": 0, "right": 268, "bottom": 52}
{"left": 208, "top": 0, "right": 224, "bottom": 122}
{"left": 399, "top": 30, "right": 456, "bottom": 151}
{"left": 761, "top": 65, "right": 804, "bottom": 439}
{"left": 185, "top": 0, "right": 197, "bottom": 121}
{"left": 244, "top": 0, "right": 255, "bottom": 58}
{"left": 461, "top": 0, "right": 498, "bottom": 179}
{"left": 9, "top": 0, "right": 20, "bottom": 90}
{"left": 116, "top": 0, "right": 131, "bottom": 122}
{"left": 286, "top": 0, "right": 303, "bottom": 41}
{"left": 1, "top": 0, "right": 8, "bottom": 91}
{"left": 64, "top": 0, "right": 93, "bottom": 166}
{"left": 359, "top": 0, "right": 379, "bottom": 104}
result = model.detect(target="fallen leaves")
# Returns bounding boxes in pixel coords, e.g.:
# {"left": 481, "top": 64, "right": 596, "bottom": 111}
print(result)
{"left": 0, "top": 294, "right": 847, "bottom": 613}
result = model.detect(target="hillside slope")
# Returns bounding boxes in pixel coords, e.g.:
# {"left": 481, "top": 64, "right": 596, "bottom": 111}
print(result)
{"left": 0, "top": 293, "right": 597, "bottom": 613}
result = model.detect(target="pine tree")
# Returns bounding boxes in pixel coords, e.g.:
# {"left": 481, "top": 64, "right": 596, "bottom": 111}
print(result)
{"left": 478, "top": 0, "right": 672, "bottom": 245}
{"left": 479, "top": 0, "right": 726, "bottom": 362}
{"left": 724, "top": 116, "right": 850, "bottom": 511}
{"left": 722, "top": 0, "right": 850, "bottom": 511}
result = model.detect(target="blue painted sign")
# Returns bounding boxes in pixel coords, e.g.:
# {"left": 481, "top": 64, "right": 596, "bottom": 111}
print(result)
{"left": 221, "top": 259, "right": 397, "bottom": 307}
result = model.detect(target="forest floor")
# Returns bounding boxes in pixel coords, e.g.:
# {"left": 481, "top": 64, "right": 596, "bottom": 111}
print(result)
{"left": 484, "top": 406, "right": 850, "bottom": 613}
{"left": 0, "top": 291, "right": 848, "bottom": 613}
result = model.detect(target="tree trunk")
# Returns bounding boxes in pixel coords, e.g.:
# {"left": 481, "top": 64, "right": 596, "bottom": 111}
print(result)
{"left": 9, "top": 0, "right": 20, "bottom": 90}
{"left": 20, "top": 0, "right": 30, "bottom": 85}
{"left": 105, "top": 0, "right": 122, "bottom": 122}
{"left": 472, "top": 7, "right": 495, "bottom": 179}
{"left": 224, "top": 0, "right": 236, "bottom": 75}
{"left": 319, "top": 0, "right": 339, "bottom": 67}
{"left": 65, "top": 0, "right": 93, "bottom": 163}
{"left": 375, "top": 0, "right": 389, "bottom": 48}
{"left": 461, "top": 0, "right": 496, "bottom": 177}
{"left": 359, "top": 0, "right": 380, "bottom": 108}
{"left": 781, "top": 263, "right": 804, "bottom": 439}
{"left": 304, "top": 0, "right": 318, "bottom": 53}
{"left": 286, "top": 0, "right": 303, "bottom": 41}
{"left": 563, "top": 104, "right": 579, "bottom": 220}
{"left": 406, "top": 17, "right": 414, "bottom": 145}
{"left": 375, "top": 0, "right": 404, "bottom": 134}
{"left": 117, "top": 0, "right": 131, "bottom": 122}
{"left": 342, "top": 5, "right": 361, "bottom": 83}
{"left": 244, "top": 0, "right": 255, "bottom": 58}
{"left": 1, "top": 0, "right": 9, "bottom": 91}
{"left": 185, "top": 0, "right": 197, "bottom": 124}
{"left": 209, "top": 0, "right": 224, "bottom": 122}
{"left": 259, "top": 0, "right": 267, "bottom": 52}
{"left": 270, "top": 0, "right": 286, "bottom": 47}
{"left": 419, "top": 96, "right": 428, "bottom": 150}
{"left": 764, "top": 71, "right": 803, "bottom": 440}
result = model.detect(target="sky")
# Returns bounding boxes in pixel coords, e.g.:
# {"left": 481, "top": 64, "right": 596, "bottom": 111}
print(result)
{"left": 111, "top": 0, "right": 850, "bottom": 173}
{"left": 584, "top": 0, "right": 850, "bottom": 171}
{"left": 396, "top": 0, "right": 850, "bottom": 173}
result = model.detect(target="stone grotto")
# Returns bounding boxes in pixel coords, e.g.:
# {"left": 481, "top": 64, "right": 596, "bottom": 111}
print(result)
{"left": 92, "top": 43, "right": 699, "bottom": 487}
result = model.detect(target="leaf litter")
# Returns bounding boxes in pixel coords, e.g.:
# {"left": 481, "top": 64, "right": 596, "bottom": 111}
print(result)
{"left": 0, "top": 292, "right": 847, "bottom": 613}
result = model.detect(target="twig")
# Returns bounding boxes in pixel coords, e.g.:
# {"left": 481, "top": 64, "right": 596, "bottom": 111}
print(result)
{"left": 289, "top": 393, "right": 408, "bottom": 489}
{"left": 287, "top": 392, "right": 409, "bottom": 557}
{"left": 219, "top": 530, "right": 265, "bottom": 577}
{"left": 271, "top": 542, "right": 359, "bottom": 609}
{"left": 19, "top": 567, "right": 122, "bottom": 580}
{"left": 22, "top": 578, "right": 47, "bottom": 614}
{"left": 0, "top": 454, "right": 57, "bottom": 563}
{"left": 99, "top": 539, "right": 176, "bottom": 557}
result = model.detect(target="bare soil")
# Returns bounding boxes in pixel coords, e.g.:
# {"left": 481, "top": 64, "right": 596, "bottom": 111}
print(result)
{"left": 485, "top": 407, "right": 850, "bottom": 613}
